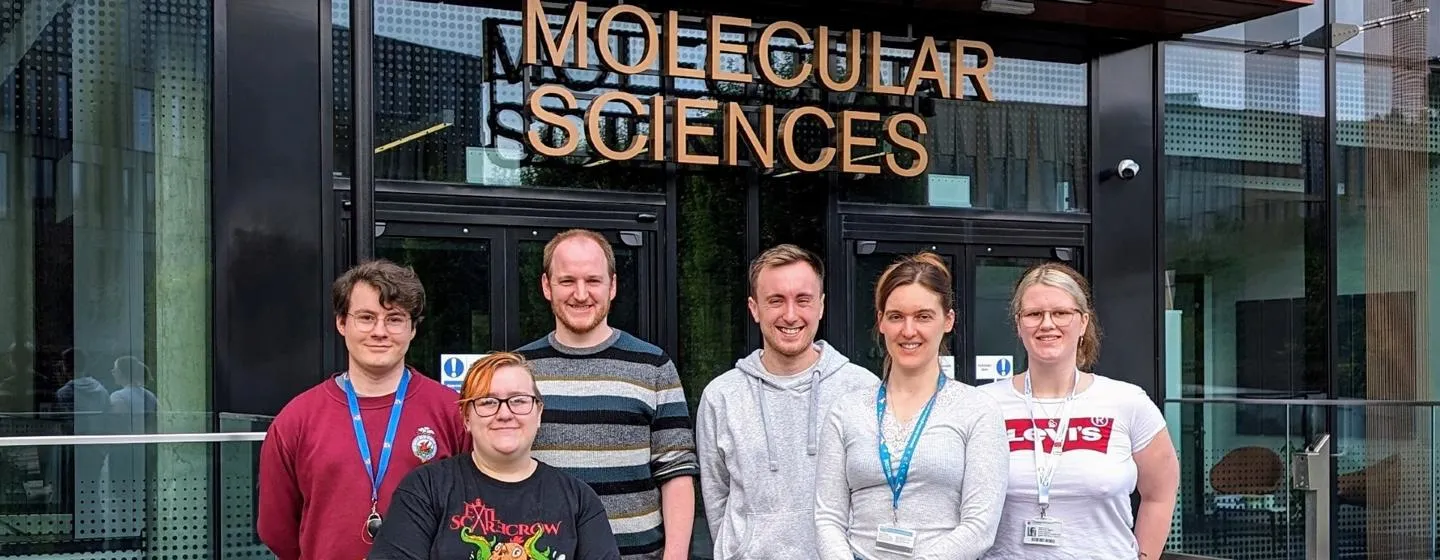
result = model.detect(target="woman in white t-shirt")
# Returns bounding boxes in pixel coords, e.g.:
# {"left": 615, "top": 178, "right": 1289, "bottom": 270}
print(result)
{"left": 978, "top": 262, "right": 1179, "bottom": 560}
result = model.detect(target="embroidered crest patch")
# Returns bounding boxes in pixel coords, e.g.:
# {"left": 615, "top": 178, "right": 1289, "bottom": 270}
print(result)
{"left": 411, "top": 426, "right": 438, "bottom": 462}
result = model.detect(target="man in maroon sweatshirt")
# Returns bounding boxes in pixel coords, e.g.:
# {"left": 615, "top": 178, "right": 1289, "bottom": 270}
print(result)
{"left": 257, "top": 259, "right": 469, "bottom": 560}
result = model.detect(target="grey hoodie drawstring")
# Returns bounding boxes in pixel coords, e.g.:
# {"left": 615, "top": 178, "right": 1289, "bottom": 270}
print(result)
{"left": 806, "top": 367, "right": 820, "bottom": 456}
{"left": 751, "top": 374, "right": 781, "bottom": 472}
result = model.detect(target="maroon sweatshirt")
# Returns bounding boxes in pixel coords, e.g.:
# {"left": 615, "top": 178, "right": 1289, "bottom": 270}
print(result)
{"left": 257, "top": 370, "right": 470, "bottom": 560}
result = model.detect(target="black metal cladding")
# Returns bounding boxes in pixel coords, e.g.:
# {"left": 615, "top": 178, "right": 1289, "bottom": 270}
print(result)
{"left": 214, "top": 0, "right": 327, "bottom": 416}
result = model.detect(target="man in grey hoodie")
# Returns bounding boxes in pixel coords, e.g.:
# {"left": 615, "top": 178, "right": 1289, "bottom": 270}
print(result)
{"left": 695, "top": 244, "right": 879, "bottom": 559}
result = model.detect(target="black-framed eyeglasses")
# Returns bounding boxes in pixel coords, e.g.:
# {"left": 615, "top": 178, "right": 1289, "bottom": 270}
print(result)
{"left": 467, "top": 395, "right": 541, "bottom": 417}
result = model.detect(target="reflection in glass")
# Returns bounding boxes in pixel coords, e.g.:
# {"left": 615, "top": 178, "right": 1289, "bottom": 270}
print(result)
{"left": 375, "top": 237, "right": 494, "bottom": 377}
{"left": 1188, "top": 0, "right": 1327, "bottom": 50}
{"left": 1161, "top": 42, "right": 1327, "bottom": 557}
{"left": 333, "top": 0, "right": 666, "bottom": 192}
{"left": 675, "top": 168, "right": 748, "bottom": 556}
{"left": 676, "top": 171, "right": 749, "bottom": 416}
{"left": 840, "top": 55, "right": 1088, "bottom": 212}
{"left": 0, "top": 0, "right": 213, "bottom": 554}
{"left": 333, "top": 0, "right": 1086, "bottom": 210}
{"left": 1330, "top": 1, "right": 1437, "bottom": 555}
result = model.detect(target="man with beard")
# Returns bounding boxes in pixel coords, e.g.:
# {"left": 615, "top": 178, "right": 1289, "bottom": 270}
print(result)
{"left": 517, "top": 229, "right": 699, "bottom": 560}
{"left": 694, "top": 244, "right": 878, "bottom": 559}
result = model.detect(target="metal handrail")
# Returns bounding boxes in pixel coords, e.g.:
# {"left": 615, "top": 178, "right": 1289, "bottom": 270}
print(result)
{"left": 1165, "top": 397, "right": 1440, "bottom": 406}
{"left": 0, "top": 432, "right": 266, "bottom": 447}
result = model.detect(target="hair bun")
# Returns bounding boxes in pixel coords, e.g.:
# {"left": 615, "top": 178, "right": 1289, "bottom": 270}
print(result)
{"left": 909, "top": 251, "right": 952, "bottom": 282}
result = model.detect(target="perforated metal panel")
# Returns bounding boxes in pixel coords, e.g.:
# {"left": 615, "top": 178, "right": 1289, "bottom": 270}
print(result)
{"left": 0, "top": 0, "right": 215, "bottom": 555}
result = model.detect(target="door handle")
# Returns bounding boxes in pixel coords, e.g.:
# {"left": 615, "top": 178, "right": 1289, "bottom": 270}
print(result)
{"left": 856, "top": 240, "right": 877, "bottom": 255}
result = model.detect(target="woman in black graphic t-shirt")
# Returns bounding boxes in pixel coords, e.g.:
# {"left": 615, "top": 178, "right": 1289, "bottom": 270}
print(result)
{"left": 368, "top": 353, "right": 619, "bottom": 560}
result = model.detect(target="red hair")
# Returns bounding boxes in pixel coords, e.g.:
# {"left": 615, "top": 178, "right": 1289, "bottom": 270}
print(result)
{"left": 455, "top": 352, "right": 540, "bottom": 415}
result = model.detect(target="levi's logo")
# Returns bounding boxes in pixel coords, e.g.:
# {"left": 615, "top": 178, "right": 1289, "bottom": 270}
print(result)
{"left": 1005, "top": 418, "right": 1114, "bottom": 453}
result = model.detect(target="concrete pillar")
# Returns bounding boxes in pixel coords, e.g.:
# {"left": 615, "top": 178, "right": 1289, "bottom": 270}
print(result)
{"left": 149, "top": 0, "right": 213, "bottom": 550}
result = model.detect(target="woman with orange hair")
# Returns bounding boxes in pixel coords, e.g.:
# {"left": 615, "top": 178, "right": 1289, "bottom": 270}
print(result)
{"left": 368, "top": 352, "right": 620, "bottom": 560}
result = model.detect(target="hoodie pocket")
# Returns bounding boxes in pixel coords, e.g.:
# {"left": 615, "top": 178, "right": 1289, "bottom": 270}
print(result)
{"left": 736, "top": 511, "right": 815, "bottom": 558}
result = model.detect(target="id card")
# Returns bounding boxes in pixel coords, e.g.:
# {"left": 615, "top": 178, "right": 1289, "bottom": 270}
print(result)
{"left": 1023, "top": 517, "right": 1062, "bottom": 547}
{"left": 876, "top": 525, "right": 917, "bottom": 556}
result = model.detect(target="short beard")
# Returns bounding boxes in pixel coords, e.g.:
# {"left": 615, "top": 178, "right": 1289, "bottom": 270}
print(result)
{"left": 553, "top": 299, "right": 608, "bottom": 335}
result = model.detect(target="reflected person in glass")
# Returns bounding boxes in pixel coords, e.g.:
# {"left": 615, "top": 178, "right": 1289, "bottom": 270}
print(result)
{"left": 368, "top": 352, "right": 621, "bottom": 560}
{"left": 977, "top": 262, "right": 1179, "bottom": 559}
{"left": 814, "top": 252, "right": 1009, "bottom": 560}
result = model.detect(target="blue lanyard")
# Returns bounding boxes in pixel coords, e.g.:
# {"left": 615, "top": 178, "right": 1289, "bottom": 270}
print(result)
{"left": 876, "top": 373, "right": 946, "bottom": 517}
{"left": 342, "top": 369, "right": 411, "bottom": 506}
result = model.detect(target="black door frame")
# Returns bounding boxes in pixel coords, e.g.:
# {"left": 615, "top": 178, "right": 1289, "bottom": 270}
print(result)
{"left": 830, "top": 204, "right": 1089, "bottom": 382}
{"left": 965, "top": 243, "right": 1084, "bottom": 383}
{"left": 371, "top": 222, "right": 508, "bottom": 355}
{"left": 333, "top": 179, "right": 668, "bottom": 355}
{"left": 498, "top": 225, "right": 661, "bottom": 349}
{"left": 829, "top": 200, "right": 1082, "bottom": 362}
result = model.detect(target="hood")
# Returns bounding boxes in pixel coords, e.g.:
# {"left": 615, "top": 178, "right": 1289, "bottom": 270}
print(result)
{"left": 734, "top": 340, "right": 856, "bottom": 471}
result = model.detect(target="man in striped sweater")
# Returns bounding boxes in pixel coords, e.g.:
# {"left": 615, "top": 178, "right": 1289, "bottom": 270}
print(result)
{"left": 518, "top": 229, "right": 699, "bottom": 560}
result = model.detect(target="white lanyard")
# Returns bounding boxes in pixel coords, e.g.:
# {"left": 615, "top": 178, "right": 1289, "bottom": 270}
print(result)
{"left": 1022, "top": 369, "right": 1080, "bottom": 517}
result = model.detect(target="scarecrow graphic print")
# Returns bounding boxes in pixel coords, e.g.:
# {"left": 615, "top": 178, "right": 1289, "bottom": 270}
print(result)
{"left": 451, "top": 497, "right": 568, "bottom": 560}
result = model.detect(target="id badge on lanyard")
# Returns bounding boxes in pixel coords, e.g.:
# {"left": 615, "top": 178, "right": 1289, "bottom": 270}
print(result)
{"left": 874, "top": 374, "right": 945, "bottom": 557}
{"left": 1021, "top": 369, "right": 1079, "bottom": 548}
{"left": 342, "top": 369, "right": 411, "bottom": 542}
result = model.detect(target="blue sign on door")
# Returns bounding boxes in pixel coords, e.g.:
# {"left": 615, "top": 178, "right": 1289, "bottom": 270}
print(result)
{"left": 442, "top": 357, "right": 465, "bottom": 389}
{"left": 996, "top": 357, "right": 1013, "bottom": 377}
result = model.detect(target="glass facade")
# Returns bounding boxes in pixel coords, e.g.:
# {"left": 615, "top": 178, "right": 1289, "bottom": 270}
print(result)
{"left": 332, "top": 1, "right": 1095, "bottom": 553}
{"left": 0, "top": 0, "right": 214, "bottom": 556}
{"left": 5, "top": 0, "right": 1438, "bottom": 557}
{"left": 333, "top": 0, "right": 1088, "bottom": 211}
{"left": 1163, "top": 0, "right": 1440, "bottom": 556}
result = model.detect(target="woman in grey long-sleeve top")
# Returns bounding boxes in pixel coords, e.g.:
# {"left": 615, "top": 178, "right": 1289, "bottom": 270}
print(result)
{"left": 814, "top": 252, "right": 1010, "bottom": 560}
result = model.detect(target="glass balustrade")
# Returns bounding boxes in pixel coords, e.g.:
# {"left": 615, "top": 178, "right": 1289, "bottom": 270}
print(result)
{"left": 0, "top": 413, "right": 271, "bottom": 558}
{"left": 1163, "top": 399, "right": 1439, "bottom": 560}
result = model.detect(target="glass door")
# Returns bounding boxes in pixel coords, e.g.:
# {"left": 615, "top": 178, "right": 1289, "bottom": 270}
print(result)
{"left": 508, "top": 227, "right": 658, "bottom": 349}
{"left": 964, "top": 245, "right": 1078, "bottom": 387}
{"left": 374, "top": 223, "right": 504, "bottom": 381}
{"left": 844, "top": 239, "right": 1080, "bottom": 385}
{"left": 367, "top": 222, "right": 661, "bottom": 381}
{"left": 845, "top": 240, "right": 965, "bottom": 378}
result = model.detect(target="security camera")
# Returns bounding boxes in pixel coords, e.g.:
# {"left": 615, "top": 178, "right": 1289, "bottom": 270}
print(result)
{"left": 1116, "top": 159, "right": 1140, "bottom": 180}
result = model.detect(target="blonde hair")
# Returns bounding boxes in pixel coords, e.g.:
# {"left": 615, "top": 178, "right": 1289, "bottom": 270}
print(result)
{"left": 748, "top": 244, "right": 824, "bottom": 297}
{"left": 873, "top": 251, "right": 954, "bottom": 377}
{"left": 1010, "top": 262, "right": 1102, "bottom": 369}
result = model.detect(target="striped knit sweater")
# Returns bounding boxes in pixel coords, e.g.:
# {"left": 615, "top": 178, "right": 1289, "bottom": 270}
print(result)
{"left": 518, "top": 329, "right": 700, "bottom": 560}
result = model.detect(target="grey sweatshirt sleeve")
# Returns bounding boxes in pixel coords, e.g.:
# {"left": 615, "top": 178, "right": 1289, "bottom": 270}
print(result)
{"left": 916, "top": 398, "right": 1009, "bottom": 560}
{"left": 813, "top": 401, "right": 854, "bottom": 559}
{"left": 695, "top": 388, "right": 728, "bottom": 541}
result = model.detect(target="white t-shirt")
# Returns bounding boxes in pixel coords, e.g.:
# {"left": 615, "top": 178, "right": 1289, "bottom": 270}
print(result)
{"left": 977, "top": 374, "right": 1168, "bottom": 559}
